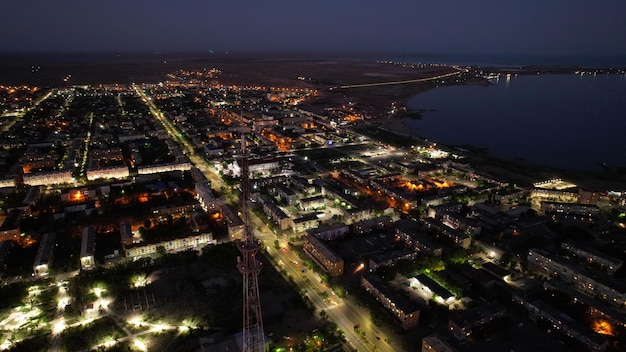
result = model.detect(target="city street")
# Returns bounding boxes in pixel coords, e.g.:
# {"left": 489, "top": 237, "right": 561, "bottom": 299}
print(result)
{"left": 138, "top": 87, "right": 402, "bottom": 351}
{"left": 258, "top": 232, "right": 400, "bottom": 352}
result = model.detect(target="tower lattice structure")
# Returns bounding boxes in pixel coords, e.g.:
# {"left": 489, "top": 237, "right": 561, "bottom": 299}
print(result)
{"left": 237, "top": 134, "right": 265, "bottom": 352}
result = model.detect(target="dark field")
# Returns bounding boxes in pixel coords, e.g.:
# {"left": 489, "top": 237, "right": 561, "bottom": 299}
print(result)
{"left": 0, "top": 52, "right": 463, "bottom": 116}
{"left": 0, "top": 52, "right": 209, "bottom": 86}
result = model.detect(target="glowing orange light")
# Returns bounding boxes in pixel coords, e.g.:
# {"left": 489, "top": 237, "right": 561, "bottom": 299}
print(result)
{"left": 592, "top": 319, "right": 614, "bottom": 336}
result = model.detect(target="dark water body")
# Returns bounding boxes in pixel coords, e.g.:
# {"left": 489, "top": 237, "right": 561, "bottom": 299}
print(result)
{"left": 406, "top": 73, "right": 626, "bottom": 171}
{"left": 381, "top": 54, "right": 626, "bottom": 68}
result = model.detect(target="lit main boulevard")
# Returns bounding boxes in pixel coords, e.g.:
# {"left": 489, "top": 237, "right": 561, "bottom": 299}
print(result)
{"left": 136, "top": 85, "right": 398, "bottom": 352}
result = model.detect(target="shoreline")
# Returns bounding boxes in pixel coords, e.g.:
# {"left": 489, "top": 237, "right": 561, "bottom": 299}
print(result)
{"left": 359, "top": 116, "right": 626, "bottom": 191}
{"left": 383, "top": 73, "right": 626, "bottom": 173}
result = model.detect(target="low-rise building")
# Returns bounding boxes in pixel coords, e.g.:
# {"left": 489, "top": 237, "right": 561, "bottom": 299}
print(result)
{"left": 369, "top": 249, "right": 417, "bottom": 271}
{"left": 195, "top": 182, "right": 224, "bottom": 212}
{"left": 422, "top": 218, "right": 471, "bottom": 249}
{"left": 421, "top": 335, "right": 458, "bottom": 352}
{"left": 531, "top": 187, "right": 579, "bottom": 202}
{"left": 0, "top": 208, "right": 23, "bottom": 242}
{"left": 291, "top": 213, "right": 319, "bottom": 233}
{"left": 80, "top": 226, "right": 96, "bottom": 270}
{"left": 86, "top": 165, "right": 130, "bottom": 181}
{"left": 427, "top": 203, "right": 463, "bottom": 220}
{"left": 541, "top": 201, "right": 600, "bottom": 217}
{"left": 124, "top": 232, "right": 212, "bottom": 259}
{"left": 33, "top": 233, "right": 56, "bottom": 276}
{"left": 22, "top": 186, "right": 41, "bottom": 206}
{"left": 342, "top": 206, "right": 372, "bottom": 225}
{"left": 421, "top": 194, "right": 453, "bottom": 207}
{"left": 361, "top": 274, "right": 420, "bottom": 330}
{"left": 411, "top": 274, "right": 455, "bottom": 304}
{"left": 23, "top": 170, "right": 74, "bottom": 186}
{"left": 448, "top": 302, "right": 506, "bottom": 340}
{"left": 259, "top": 195, "right": 291, "bottom": 231}
{"left": 137, "top": 162, "right": 192, "bottom": 175}
{"left": 442, "top": 213, "right": 481, "bottom": 236}
{"left": 513, "top": 294, "right": 608, "bottom": 352}
{"left": 276, "top": 184, "right": 297, "bottom": 205}
{"left": 221, "top": 204, "right": 244, "bottom": 240}
{"left": 299, "top": 195, "right": 326, "bottom": 211}
{"left": 151, "top": 202, "right": 199, "bottom": 216}
{"left": 0, "top": 176, "right": 16, "bottom": 189}
{"left": 544, "top": 280, "right": 626, "bottom": 330}
{"left": 120, "top": 221, "right": 135, "bottom": 246}
{"left": 233, "top": 157, "right": 279, "bottom": 177}
{"left": 306, "top": 223, "right": 349, "bottom": 240}
{"left": 395, "top": 219, "right": 443, "bottom": 256}
{"left": 494, "top": 188, "right": 528, "bottom": 203}
{"left": 561, "top": 241, "right": 623, "bottom": 275}
{"left": 303, "top": 234, "right": 343, "bottom": 277}
{"left": 352, "top": 216, "right": 393, "bottom": 235}
{"left": 527, "top": 248, "right": 626, "bottom": 308}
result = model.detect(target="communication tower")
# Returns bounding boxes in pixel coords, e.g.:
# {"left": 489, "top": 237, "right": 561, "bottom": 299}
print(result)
{"left": 237, "top": 132, "right": 265, "bottom": 352}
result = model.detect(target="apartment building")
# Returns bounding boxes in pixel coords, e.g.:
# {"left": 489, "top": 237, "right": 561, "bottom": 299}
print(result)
{"left": 80, "top": 226, "right": 96, "bottom": 270}
{"left": 527, "top": 249, "right": 626, "bottom": 308}
{"left": 561, "top": 241, "right": 623, "bottom": 275}
{"left": 33, "top": 233, "right": 56, "bottom": 276}
{"left": 361, "top": 274, "right": 420, "bottom": 330}
{"left": 124, "top": 232, "right": 212, "bottom": 258}
{"left": 303, "top": 234, "right": 344, "bottom": 277}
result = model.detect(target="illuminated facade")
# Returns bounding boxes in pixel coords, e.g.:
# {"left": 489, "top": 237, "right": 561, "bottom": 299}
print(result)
{"left": 528, "top": 249, "right": 626, "bottom": 308}
{"left": 291, "top": 213, "right": 319, "bottom": 233}
{"left": 421, "top": 335, "right": 458, "bottom": 352}
{"left": 395, "top": 219, "right": 443, "bottom": 256}
{"left": 422, "top": 218, "right": 471, "bottom": 249}
{"left": 513, "top": 294, "right": 608, "bottom": 351}
{"left": 306, "top": 223, "right": 349, "bottom": 241}
{"left": 86, "top": 165, "right": 130, "bottom": 181}
{"left": 259, "top": 195, "right": 290, "bottom": 231}
{"left": 361, "top": 274, "right": 420, "bottom": 330}
{"left": 299, "top": 195, "right": 326, "bottom": 211}
{"left": 342, "top": 206, "right": 372, "bottom": 225}
{"left": 303, "top": 234, "right": 344, "bottom": 277}
{"left": 119, "top": 221, "right": 135, "bottom": 246}
{"left": 221, "top": 204, "right": 245, "bottom": 240}
{"left": 0, "top": 177, "right": 16, "bottom": 188}
{"left": 448, "top": 302, "right": 506, "bottom": 340}
{"left": 80, "top": 226, "right": 96, "bottom": 270}
{"left": 23, "top": 171, "right": 74, "bottom": 186}
{"left": 561, "top": 241, "right": 623, "bottom": 275}
{"left": 124, "top": 232, "right": 212, "bottom": 258}
{"left": 33, "top": 233, "right": 56, "bottom": 276}
{"left": 195, "top": 182, "right": 224, "bottom": 212}
{"left": 232, "top": 157, "right": 279, "bottom": 177}
{"left": 0, "top": 209, "right": 22, "bottom": 242}
{"left": 137, "top": 162, "right": 192, "bottom": 175}
{"left": 541, "top": 201, "right": 600, "bottom": 217}
{"left": 352, "top": 216, "right": 393, "bottom": 235}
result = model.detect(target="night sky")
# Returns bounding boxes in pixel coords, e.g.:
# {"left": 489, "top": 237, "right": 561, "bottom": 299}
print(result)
{"left": 3, "top": 0, "right": 626, "bottom": 56}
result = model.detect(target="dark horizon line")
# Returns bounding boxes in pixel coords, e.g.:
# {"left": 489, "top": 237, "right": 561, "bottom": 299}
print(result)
{"left": 1, "top": 49, "right": 625, "bottom": 59}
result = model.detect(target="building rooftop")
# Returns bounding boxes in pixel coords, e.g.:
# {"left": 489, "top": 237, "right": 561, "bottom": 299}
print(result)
{"left": 362, "top": 274, "right": 420, "bottom": 315}
{"left": 414, "top": 273, "right": 454, "bottom": 300}
{"left": 80, "top": 226, "right": 96, "bottom": 258}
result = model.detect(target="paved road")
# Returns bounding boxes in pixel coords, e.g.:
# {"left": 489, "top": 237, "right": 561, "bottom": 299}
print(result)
{"left": 258, "top": 232, "right": 399, "bottom": 352}
{"left": 136, "top": 85, "right": 399, "bottom": 352}
{"left": 334, "top": 69, "right": 464, "bottom": 90}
